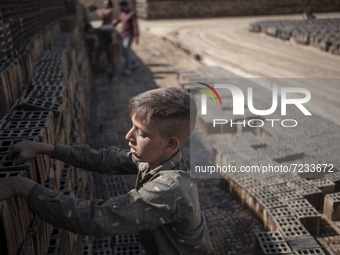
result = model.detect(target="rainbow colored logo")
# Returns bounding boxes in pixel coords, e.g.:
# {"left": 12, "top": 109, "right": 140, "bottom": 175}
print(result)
{"left": 196, "top": 82, "right": 222, "bottom": 106}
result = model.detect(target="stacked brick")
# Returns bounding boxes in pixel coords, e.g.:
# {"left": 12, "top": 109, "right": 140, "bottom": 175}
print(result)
{"left": 217, "top": 170, "right": 333, "bottom": 254}
{"left": 324, "top": 192, "right": 340, "bottom": 221}
{"left": 211, "top": 136, "right": 339, "bottom": 254}
{"left": 249, "top": 18, "right": 340, "bottom": 55}
{"left": 178, "top": 66, "right": 340, "bottom": 254}
{"left": 135, "top": 0, "right": 340, "bottom": 19}
{"left": 0, "top": 0, "right": 74, "bottom": 114}
{"left": 0, "top": 171, "right": 31, "bottom": 255}
{"left": 0, "top": 0, "right": 66, "bottom": 61}
{"left": 0, "top": 1, "right": 94, "bottom": 255}
{"left": 96, "top": 233, "right": 143, "bottom": 255}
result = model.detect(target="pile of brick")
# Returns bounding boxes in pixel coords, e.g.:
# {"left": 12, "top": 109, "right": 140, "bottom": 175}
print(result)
{"left": 0, "top": 0, "right": 80, "bottom": 113}
{"left": 0, "top": 1, "right": 95, "bottom": 254}
{"left": 135, "top": 0, "right": 340, "bottom": 19}
{"left": 0, "top": 0, "right": 67, "bottom": 62}
{"left": 249, "top": 18, "right": 340, "bottom": 55}
{"left": 221, "top": 172, "right": 339, "bottom": 254}
{"left": 178, "top": 66, "right": 340, "bottom": 254}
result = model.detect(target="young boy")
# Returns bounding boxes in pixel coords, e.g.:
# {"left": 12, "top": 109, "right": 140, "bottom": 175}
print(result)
{"left": 0, "top": 87, "right": 215, "bottom": 254}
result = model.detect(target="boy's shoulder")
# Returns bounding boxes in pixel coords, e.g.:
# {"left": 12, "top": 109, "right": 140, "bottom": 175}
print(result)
{"left": 150, "top": 170, "right": 196, "bottom": 191}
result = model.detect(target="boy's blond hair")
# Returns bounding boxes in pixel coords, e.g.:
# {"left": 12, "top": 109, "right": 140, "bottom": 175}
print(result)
{"left": 129, "top": 87, "right": 197, "bottom": 143}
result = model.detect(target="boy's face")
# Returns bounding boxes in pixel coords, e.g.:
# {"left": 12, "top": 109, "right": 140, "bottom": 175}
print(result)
{"left": 126, "top": 114, "right": 170, "bottom": 169}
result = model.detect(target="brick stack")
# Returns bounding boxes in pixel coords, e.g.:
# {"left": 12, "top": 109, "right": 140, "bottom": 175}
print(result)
{"left": 249, "top": 18, "right": 340, "bottom": 56}
{"left": 135, "top": 0, "right": 340, "bottom": 19}
{"left": 0, "top": 1, "right": 94, "bottom": 255}
{"left": 324, "top": 192, "right": 340, "bottom": 221}
{"left": 0, "top": 0, "right": 70, "bottom": 114}
{"left": 178, "top": 66, "right": 340, "bottom": 254}
{"left": 216, "top": 166, "right": 330, "bottom": 254}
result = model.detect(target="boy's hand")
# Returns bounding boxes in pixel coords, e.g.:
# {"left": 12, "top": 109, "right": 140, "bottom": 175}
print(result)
{"left": 8, "top": 141, "right": 55, "bottom": 164}
{"left": 0, "top": 177, "right": 36, "bottom": 200}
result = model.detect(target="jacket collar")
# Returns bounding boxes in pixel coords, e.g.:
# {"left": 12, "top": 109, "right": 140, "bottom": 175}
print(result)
{"left": 138, "top": 150, "right": 183, "bottom": 175}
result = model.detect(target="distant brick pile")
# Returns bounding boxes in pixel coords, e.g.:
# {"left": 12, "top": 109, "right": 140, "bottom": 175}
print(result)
{"left": 249, "top": 18, "right": 340, "bottom": 55}
{"left": 135, "top": 0, "right": 340, "bottom": 19}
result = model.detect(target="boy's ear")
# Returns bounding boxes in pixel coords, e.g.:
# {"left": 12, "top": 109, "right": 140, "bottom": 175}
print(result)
{"left": 166, "top": 137, "right": 180, "bottom": 153}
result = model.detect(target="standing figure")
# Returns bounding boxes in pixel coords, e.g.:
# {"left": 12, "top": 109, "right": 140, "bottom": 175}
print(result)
{"left": 88, "top": 0, "right": 114, "bottom": 25}
{"left": 112, "top": 0, "right": 139, "bottom": 74}
{"left": 85, "top": 23, "right": 121, "bottom": 78}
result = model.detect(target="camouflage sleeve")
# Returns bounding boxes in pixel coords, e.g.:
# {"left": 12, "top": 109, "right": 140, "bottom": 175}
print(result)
{"left": 27, "top": 179, "right": 184, "bottom": 236}
{"left": 51, "top": 144, "right": 138, "bottom": 175}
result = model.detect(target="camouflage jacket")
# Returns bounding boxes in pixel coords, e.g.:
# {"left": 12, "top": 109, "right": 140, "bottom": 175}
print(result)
{"left": 27, "top": 144, "right": 215, "bottom": 255}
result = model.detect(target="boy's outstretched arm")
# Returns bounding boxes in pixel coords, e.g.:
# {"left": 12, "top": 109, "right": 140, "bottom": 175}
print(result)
{"left": 52, "top": 144, "right": 138, "bottom": 174}
{"left": 19, "top": 176, "right": 189, "bottom": 236}
{"left": 9, "top": 141, "right": 138, "bottom": 175}
{"left": 8, "top": 141, "right": 54, "bottom": 164}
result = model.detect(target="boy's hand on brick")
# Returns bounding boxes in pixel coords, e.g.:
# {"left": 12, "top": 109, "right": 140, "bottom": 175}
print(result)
{"left": 0, "top": 176, "right": 36, "bottom": 200}
{"left": 8, "top": 141, "right": 55, "bottom": 164}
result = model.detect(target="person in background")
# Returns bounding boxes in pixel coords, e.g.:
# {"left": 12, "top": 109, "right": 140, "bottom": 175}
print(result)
{"left": 88, "top": 0, "right": 114, "bottom": 25}
{"left": 85, "top": 23, "right": 120, "bottom": 78}
{"left": 111, "top": 0, "right": 139, "bottom": 75}
{"left": 303, "top": 7, "right": 316, "bottom": 20}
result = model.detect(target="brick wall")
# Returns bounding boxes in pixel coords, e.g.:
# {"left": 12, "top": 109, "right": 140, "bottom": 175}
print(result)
{"left": 135, "top": 0, "right": 340, "bottom": 19}
{"left": 0, "top": 2, "right": 94, "bottom": 254}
